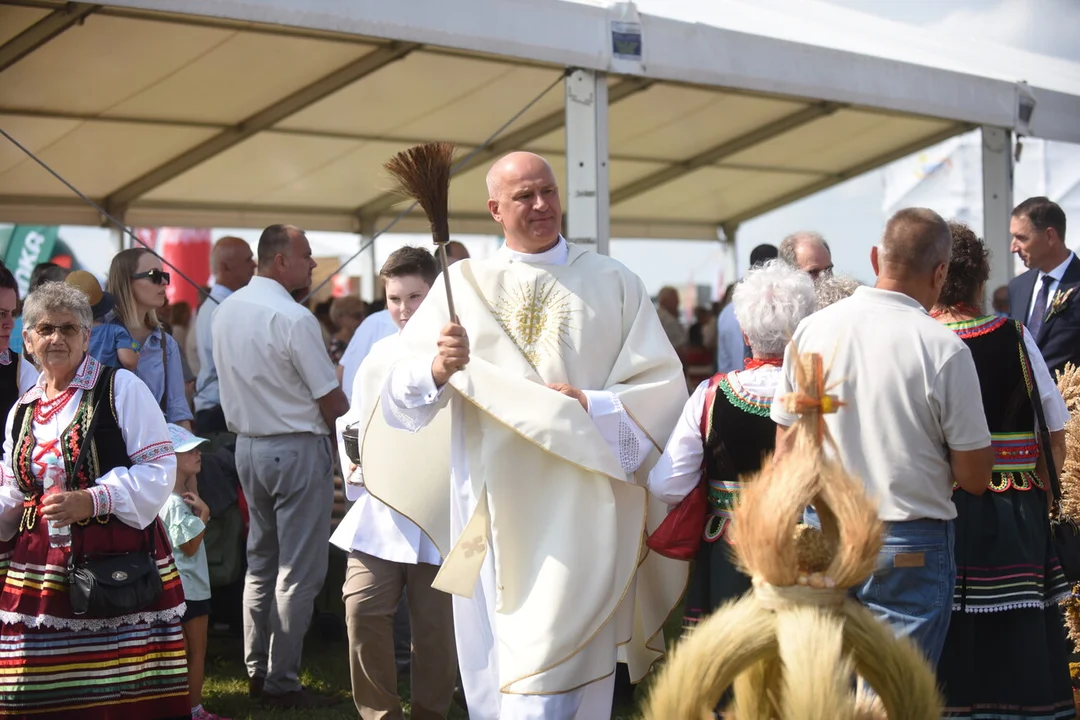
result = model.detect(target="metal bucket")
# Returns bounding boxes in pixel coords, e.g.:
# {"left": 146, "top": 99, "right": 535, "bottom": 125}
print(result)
{"left": 342, "top": 424, "right": 361, "bottom": 464}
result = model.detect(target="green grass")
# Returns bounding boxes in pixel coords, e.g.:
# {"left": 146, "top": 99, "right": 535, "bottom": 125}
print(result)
{"left": 201, "top": 552, "right": 681, "bottom": 718}
{"left": 201, "top": 631, "right": 659, "bottom": 719}
{"left": 200, "top": 607, "right": 680, "bottom": 719}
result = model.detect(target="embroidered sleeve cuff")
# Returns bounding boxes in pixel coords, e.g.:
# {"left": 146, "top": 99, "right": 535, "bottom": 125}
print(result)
{"left": 586, "top": 391, "right": 650, "bottom": 475}
{"left": 87, "top": 484, "right": 114, "bottom": 518}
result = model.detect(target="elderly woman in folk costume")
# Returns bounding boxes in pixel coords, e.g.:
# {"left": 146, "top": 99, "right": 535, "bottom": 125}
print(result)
{"left": 648, "top": 259, "right": 816, "bottom": 628}
{"left": 931, "top": 223, "right": 1074, "bottom": 719}
{"left": 0, "top": 282, "right": 188, "bottom": 719}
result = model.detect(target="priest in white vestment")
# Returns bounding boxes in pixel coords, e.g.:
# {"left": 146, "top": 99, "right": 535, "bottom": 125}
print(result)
{"left": 359, "top": 152, "right": 688, "bottom": 719}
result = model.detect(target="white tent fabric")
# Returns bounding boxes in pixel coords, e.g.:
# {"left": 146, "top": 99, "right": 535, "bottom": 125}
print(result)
{"left": 0, "top": 0, "right": 1077, "bottom": 239}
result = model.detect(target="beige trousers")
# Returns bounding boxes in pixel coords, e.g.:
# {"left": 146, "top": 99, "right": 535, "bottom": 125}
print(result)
{"left": 343, "top": 551, "right": 457, "bottom": 720}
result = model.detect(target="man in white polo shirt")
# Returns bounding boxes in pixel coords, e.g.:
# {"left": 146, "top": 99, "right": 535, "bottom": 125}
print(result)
{"left": 771, "top": 207, "right": 994, "bottom": 667}
{"left": 212, "top": 224, "right": 349, "bottom": 708}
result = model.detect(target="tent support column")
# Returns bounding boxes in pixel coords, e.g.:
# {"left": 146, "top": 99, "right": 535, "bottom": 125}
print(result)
{"left": 107, "top": 206, "right": 128, "bottom": 252}
{"left": 564, "top": 68, "right": 610, "bottom": 256}
{"left": 719, "top": 222, "right": 739, "bottom": 297}
{"left": 982, "top": 126, "right": 1014, "bottom": 297}
{"left": 360, "top": 216, "right": 380, "bottom": 303}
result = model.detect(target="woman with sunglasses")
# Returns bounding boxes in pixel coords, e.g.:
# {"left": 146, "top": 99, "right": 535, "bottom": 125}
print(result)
{"left": 107, "top": 249, "right": 194, "bottom": 432}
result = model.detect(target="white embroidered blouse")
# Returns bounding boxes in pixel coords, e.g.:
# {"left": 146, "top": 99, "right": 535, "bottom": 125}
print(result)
{"left": 0, "top": 355, "right": 177, "bottom": 541}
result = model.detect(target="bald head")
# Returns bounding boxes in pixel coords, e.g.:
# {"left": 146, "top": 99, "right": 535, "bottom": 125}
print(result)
{"left": 486, "top": 151, "right": 562, "bottom": 253}
{"left": 212, "top": 235, "right": 255, "bottom": 291}
{"left": 486, "top": 152, "right": 554, "bottom": 197}
{"left": 879, "top": 208, "right": 951, "bottom": 277}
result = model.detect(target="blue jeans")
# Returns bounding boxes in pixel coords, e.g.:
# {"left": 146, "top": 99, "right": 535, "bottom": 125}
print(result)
{"left": 805, "top": 508, "right": 955, "bottom": 668}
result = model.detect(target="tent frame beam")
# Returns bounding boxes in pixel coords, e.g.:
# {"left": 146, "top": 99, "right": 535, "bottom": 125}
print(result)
{"left": 0, "top": 1, "right": 97, "bottom": 73}
{"left": 719, "top": 121, "right": 976, "bottom": 226}
{"left": 0, "top": 106, "right": 834, "bottom": 176}
{"left": 609, "top": 101, "right": 843, "bottom": 205}
{"left": 102, "top": 40, "right": 420, "bottom": 213}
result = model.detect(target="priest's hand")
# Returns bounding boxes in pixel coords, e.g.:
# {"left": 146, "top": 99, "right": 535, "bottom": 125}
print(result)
{"left": 40, "top": 490, "right": 94, "bottom": 528}
{"left": 547, "top": 383, "right": 588, "bottom": 411}
{"left": 432, "top": 322, "right": 470, "bottom": 386}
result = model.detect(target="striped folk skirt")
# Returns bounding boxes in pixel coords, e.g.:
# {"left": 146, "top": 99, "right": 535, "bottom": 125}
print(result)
{"left": 939, "top": 483, "right": 1076, "bottom": 720}
{"left": 0, "top": 517, "right": 189, "bottom": 718}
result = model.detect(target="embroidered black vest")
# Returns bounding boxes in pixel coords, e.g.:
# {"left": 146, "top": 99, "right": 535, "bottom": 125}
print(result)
{"left": 700, "top": 372, "right": 777, "bottom": 542}
{"left": 952, "top": 317, "right": 1040, "bottom": 492}
{"left": 9, "top": 366, "right": 129, "bottom": 499}
{"left": 704, "top": 375, "right": 777, "bottom": 482}
{"left": 0, "top": 357, "right": 20, "bottom": 461}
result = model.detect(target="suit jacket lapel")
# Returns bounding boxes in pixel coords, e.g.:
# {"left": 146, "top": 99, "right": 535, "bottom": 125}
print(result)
{"left": 1037, "top": 255, "right": 1080, "bottom": 343}
{"left": 1060, "top": 255, "right": 1080, "bottom": 285}
{"left": 1012, "top": 270, "right": 1037, "bottom": 324}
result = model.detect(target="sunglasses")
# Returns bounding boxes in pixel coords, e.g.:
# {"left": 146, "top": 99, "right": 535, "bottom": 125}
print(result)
{"left": 131, "top": 269, "right": 171, "bottom": 285}
{"left": 807, "top": 265, "right": 834, "bottom": 280}
{"left": 33, "top": 323, "right": 82, "bottom": 338}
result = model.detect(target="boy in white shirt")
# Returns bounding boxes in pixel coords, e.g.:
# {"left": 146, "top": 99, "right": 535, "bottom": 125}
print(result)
{"left": 332, "top": 247, "right": 457, "bottom": 719}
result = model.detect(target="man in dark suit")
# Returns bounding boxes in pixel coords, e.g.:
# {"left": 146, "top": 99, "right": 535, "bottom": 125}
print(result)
{"left": 1008, "top": 196, "right": 1078, "bottom": 375}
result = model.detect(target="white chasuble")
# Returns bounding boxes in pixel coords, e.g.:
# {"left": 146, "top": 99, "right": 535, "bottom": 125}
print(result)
{"left": 361, "top": 242, "right": 688, "bottom": 696}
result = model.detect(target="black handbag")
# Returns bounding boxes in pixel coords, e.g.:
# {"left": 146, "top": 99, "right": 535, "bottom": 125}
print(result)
{"left": 1018, "top": 327, "right": 1080, "bottom": 582}
{"left": 67, "top": 377, "right": 163, "bottom": 617}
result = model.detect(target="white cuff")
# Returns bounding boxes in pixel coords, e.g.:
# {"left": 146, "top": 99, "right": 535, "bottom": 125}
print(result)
{"left": 585, "top": 390, "right": 652, "bottom": 475}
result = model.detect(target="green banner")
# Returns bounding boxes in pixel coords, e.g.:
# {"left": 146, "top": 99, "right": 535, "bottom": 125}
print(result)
{"left": 4, "top": 226, "right": 58, "bottom": 297}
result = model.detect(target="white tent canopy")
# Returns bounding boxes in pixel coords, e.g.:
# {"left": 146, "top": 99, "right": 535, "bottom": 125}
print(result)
{"left": 0, "top": 0, "right": 1077, "bottom": 243}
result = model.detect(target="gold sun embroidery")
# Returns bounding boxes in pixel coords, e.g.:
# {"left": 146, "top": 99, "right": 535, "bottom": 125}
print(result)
{"left": 491, "top": 279, "right": 575, "bottom": 370}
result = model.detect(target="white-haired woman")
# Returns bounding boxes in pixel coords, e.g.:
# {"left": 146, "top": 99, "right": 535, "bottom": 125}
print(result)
{"left": 649, "top": 260, "right": 816, "bottom": 627}
{"left": 0, "top": 282, "right": 188, "bottom": 718}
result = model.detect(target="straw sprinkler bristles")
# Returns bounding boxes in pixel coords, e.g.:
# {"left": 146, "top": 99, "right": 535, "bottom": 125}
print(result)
{"left": 384, "top": 142, "right": 456, "bottom": 246}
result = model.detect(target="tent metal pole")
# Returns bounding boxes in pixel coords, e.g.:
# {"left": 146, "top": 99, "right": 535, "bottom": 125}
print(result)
{"left": 981, "top": 126, "right": 1014, "bottom": 298}
{"left": 564, "top": 68, "right": 610, "bottom": 256}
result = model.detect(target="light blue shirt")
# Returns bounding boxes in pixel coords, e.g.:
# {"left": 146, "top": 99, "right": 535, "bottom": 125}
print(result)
{"left": 158, "top": 493, "right": 211, "bottom": 601}
{"left": 9, "top": 317, "right": 22, "bottom": 355}
{"left": 194, "top": 284, "right": 233, "bottom": 413}
{"left": 715, "top": 303, "right": 746, "bottom": 374}
{"left": 134, "top": 325, "right": 193, "bottom": 424}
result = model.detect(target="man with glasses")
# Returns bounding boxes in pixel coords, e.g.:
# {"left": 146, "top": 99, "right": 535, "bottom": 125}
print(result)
{"left": 778, "top": 230, "right": 833, "bottom": 281}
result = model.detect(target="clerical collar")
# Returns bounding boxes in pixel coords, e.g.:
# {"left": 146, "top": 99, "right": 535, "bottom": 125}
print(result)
{"left": 498, "top": 236, "right": 568, "bottom": 266}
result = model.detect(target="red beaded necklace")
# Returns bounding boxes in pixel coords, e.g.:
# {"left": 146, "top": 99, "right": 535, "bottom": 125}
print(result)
{"left": 34, "top": 387, "right": 77, "bottom": 425}
{"left": 744, "top": 357, "right": 783, "bottom": 370}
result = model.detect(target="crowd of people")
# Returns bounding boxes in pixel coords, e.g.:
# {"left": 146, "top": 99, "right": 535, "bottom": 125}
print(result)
{"left": 0, "top": 144, "right": 1073, "bottom": 720}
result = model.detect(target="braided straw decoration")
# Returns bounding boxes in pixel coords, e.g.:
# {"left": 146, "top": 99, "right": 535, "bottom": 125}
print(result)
{"left": 1053, "top": 363, "right": 1080, "bottom": 682}
{"left": 641, "top": 349, "right": 942, "bottom": 719}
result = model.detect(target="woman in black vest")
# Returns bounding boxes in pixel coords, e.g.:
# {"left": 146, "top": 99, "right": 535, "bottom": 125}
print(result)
{"left": 0, "top": 282, "right": 188, "bottom": 719}
{"left": 648, "top": 260, "right": 816, "bottom": 629}
{"left": 933, "top": 223, "right": 1074, "bottom": 719}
